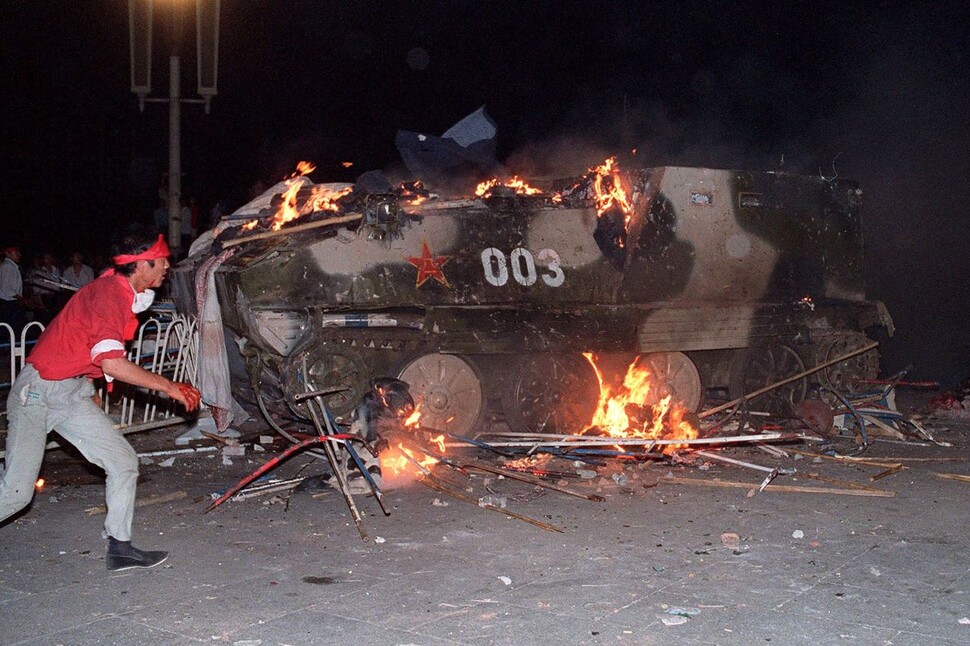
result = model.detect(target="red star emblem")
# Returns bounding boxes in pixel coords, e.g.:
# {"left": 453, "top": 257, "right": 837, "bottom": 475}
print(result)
{"left": 407, "top": 241, "right": 450, "bottom": 288}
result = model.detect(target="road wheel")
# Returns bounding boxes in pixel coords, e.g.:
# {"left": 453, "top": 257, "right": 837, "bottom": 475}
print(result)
{"left": 640, "top": 352, "right": 704, "bottom": 412}
{"left": 398, "top": 353, "right": 484, "bottom": 435}
{"left": 816, "top": 332, "right": 879, "bottom": 395}
{"left": 728, "top": 344, "right": 807, "bottom": 414}
{"left": 294, "top": 345, "right": 370, "bottom": 420}
{"left": 502, "top": 353, "right": 600, "bottom": 434}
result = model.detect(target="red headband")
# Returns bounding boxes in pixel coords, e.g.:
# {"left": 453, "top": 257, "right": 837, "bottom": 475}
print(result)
{"left": 113, "top": 235, "right": 171, "bottom": 265}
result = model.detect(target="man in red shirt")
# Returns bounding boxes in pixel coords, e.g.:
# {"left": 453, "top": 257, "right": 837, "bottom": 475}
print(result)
{"left": 0, "top": 228, "right": 201, "bottom": 571}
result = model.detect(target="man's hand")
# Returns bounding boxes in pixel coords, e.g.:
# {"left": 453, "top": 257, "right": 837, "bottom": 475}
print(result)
{"left": 102, "top": 357, "right": 202, "bottom": 412}
{"left": 168, "top": 382, "right": 202, "bottom": 412}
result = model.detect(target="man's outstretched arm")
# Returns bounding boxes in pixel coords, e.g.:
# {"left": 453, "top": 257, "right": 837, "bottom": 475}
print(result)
{"left": 100, "top": 357, "right": 201, "bottom": 411}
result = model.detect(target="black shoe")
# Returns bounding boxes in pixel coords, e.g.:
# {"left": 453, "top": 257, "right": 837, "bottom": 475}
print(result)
{"left": 106, "top": 537, "right": 169, "bottom": 572}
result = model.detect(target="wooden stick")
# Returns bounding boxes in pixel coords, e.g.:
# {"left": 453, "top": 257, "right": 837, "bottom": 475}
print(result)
{"left": 933, "top": 472, "right": 970, "bottom": 483}
{"left": 222, "top": 213, "right": 362, "bottom": 248}
{"left": 871, "top": 464, "right": 905, "bottom": 481}
{"left": 860, "top": 414, "right": 907, "bottom": 440}
{"left": 693, "top": 449, "right": 792, "bottom": 475}
{"left": 849, "top": 457, "right": 965, "bottom": 463}
{"left": 755, "top": 443, "right": 790, "bottom": 458}
{"left": 453, "top": 460, "right": 604, "bottom": 502}
{"left": 85, "top": 490, "right": 187, "bottom": 515}
{"left": 201, "top": 430, "right": 235, "bottom": 445}
{"left": 699, "top": 341, "right": 879, "bottom": 418}
{"left": 416, "top": 473, "right": 564, "bottom": 533}
{"left": 784, "top": 447, "right": 903, "bottom": 469}
{"left": 658, "top": 475, "right": 895, "bottom": 497}
{"left": 804, "top": 473, "right": 891, "bottom": 493}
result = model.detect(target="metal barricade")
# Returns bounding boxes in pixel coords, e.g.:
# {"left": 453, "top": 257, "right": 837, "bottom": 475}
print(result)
{"left": 0, "top": 321, "right": 46, "bottom": 390}
{"left": 1, "top": 315, "right": 199, "bottom": 433}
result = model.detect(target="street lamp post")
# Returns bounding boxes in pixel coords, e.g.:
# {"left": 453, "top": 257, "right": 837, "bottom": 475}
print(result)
{"left": 167, "top": 54, "right": 182, "bottom": 250}
{"left": 129, "top": 0, "right": 219, "bottom": 254}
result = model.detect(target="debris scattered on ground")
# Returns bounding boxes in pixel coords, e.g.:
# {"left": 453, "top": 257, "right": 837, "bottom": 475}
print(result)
{"left": 661, "top": 606, "right": 701, "bottom": 625}
{"left": 928, "top": 392, "right": 963, "bottom": 412}
{"left": 661, "top": 615, "right": 688, "bottom": 626}
{"left": 182, "top": 372, "right": 965, "bottom": 543}
{"left": 479, "top": 495, "right": 507, "bottom": 509}
{"left": 137, "top": 446, "right": 217, "bottom": 459}
{"left": 222, "top": 442, "right": 246, "bottom": 457}
{"left": 666, "top": 607, "right": 700, "bottom": 618}
{"left": 217, "top": 477, "right": 307, "bottom": 502}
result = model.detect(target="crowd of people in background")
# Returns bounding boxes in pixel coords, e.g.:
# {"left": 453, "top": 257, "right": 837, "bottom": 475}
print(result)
{"left": 0, "top": 245, "right": 103, "bottom": 334}
{"left": 0, "top": 185, "right": 234, "bottom": 337}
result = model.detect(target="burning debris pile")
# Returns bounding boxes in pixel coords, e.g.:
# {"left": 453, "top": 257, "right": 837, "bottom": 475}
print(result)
{"left": 203, "top": 338, "right": 951, "bottom": 540}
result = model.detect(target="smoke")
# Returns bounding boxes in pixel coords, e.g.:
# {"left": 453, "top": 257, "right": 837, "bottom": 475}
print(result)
{"left": 504, "top": 136, "right": 617, "bottom": 178}
{"left": 814, "top": 6, "right": 970, "bottom": 387}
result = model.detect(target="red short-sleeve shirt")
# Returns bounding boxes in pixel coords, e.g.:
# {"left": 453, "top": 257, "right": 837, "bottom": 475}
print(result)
{"left": 28, "top": 273, "right": 138, "bottom": 380}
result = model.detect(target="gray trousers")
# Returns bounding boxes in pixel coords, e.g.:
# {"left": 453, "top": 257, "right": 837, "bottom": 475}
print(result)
{"left": 0, "top": 365, "right": 139, "bottom": 540}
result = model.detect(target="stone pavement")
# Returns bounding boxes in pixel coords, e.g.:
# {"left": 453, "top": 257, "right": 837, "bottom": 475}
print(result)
{"left": 1, "top": 415, "right": 968, "bottom": 646}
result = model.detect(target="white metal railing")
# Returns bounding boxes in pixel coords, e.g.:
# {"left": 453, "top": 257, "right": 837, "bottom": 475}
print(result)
{"left": 0, "top": 321, "right": 46, "bottom": 387}
{"left": 1, "top": 313, "right": 199, "bottom": 432}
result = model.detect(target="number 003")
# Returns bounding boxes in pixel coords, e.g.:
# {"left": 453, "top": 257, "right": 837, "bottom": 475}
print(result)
{"left": 481, "top": 247, "right": 564, "bottom": 288}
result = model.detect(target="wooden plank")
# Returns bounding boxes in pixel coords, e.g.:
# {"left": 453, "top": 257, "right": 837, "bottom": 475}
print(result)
{"left": 933, "top": 472, "right": 970, "bottom": 483}
{"left": 803, "top": 473, "right": 888, "bottom": 493}
{"left": 658, "top": 476, "right": 895, "bottom": 497}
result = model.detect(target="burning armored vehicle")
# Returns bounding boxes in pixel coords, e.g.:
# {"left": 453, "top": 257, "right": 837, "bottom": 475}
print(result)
{"left": 173, "top": 159, "right": 892, "bottom": 438}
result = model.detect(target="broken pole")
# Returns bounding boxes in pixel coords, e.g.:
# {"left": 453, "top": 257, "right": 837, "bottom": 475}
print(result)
{"left": 659, "top": 475, "right": 895, "bottom": 497}
{"left": 222, "top": 213, "right": 363, "bottom": 248}
{"left": 933, "top": 472, "right": 970, "bottom": 483}
{"left": 438, "top": 430, "right": 516, "bottom": 457}
{"left": 870, "top": 464, "right": 905, "bottom": 481}
{"left": 450, "top": 460, "right": 605, "bottom": 502}
{"left": 416, "top": 472, "right": 564, "bottom": 533}
{"left": 804, "top": 473, "right": 891, "bottom": 493}
{"left": 692, "top": 450, "right": 795, "bottom": 475}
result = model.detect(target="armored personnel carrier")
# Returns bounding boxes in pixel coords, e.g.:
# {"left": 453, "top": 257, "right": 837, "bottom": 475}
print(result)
{"left": 173, "top": 163, "right": 892, "bottom": 436}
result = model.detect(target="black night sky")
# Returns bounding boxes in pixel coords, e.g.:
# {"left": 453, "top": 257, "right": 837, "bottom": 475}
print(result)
{"left": 1, "top": 1, "right": 968, "bottom": 386}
